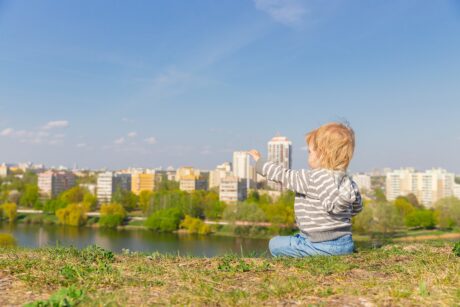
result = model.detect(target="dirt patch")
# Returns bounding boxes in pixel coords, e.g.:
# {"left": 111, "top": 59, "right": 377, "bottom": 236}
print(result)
{"left": 394, "top": 233, "right": 460, "bottom": 242}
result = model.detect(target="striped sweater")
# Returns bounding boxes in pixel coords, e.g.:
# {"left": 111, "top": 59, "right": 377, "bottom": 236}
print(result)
{"left": 256, "top": 158, "right": 363, "bottom": 242}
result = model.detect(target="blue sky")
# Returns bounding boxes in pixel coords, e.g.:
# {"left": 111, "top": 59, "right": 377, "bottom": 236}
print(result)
{"left": 0, "top": 0, "right": 459, "bottom": 172}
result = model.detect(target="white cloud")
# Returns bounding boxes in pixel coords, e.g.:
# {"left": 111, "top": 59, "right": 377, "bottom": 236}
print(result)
{"left": 76, "top": 143, "right": 87, "bottom": 148}
{"left": 144, "top": 137, "right": 157, "bottom": 145}
{"left": 0, "top": 128, "right": 14, "bottom": 136}
{"left": 127, "top": 132, "right": 137, "bottom": 138}
{"left": 254, "top": 0, "right": 307, "bottom": 26}
{"left": 114, "top": 137, "right": 125, "bottom": 145}
{"left": 42, "top": 120, "right": 69, "bottom": 130}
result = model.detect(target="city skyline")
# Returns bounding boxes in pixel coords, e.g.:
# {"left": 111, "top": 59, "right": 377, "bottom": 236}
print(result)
{"left": 1, "top": 1, "right": 460, "bottom": 172}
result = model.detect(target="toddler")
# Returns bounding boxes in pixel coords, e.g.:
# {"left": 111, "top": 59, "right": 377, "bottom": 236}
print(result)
{"left": 248, "top": 122, "right": 363, "bottom": 257}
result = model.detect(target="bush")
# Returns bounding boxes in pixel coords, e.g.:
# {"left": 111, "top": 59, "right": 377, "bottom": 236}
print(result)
{"left": 351, "top": 202, "right": 402, "bottom": 234}
{"left": 145, "top": 208, "right": 184, "bottom": 232}
{"left": 453, "top": 241, "right": 460, "bottom": 257}
{"left": 180, "top": 215, "right": 211, "bottom": 234}
{"left": 43, "top": 199, "right": 68, "bottom": 214}
{"left": 56, "top": 203, "right": 88, "bottom": 226}
{"left": 0, "top": 233, "right": 16, "bottom": 247}
{"left": 405, "top": 210, "right": 436, "bottom": 229}
{"left": 1, "top": 202, "right": 17, "bottom": 222}
{"left": 433, "top": 197, "right": 460, "bottom": 229}
{"left": 99, "top": 203, "right": 126, "bottom": 228}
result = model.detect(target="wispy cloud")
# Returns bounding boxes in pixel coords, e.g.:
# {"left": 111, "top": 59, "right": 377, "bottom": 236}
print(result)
{"left": 144, "top": 137, "right": 157, "bottom": 145}
{"left": 114, "top": 137, "right": 125, "bottom": 145}
{"left": 0, "top": 120, "right": 68, "bottom": 145}
{"left": 42, "top": 120, "right": 69, "bottom": 130}
{"left": 127, "top": 132, "right": 137, "bottom": 138}
{"left": 254, "top": 0, "right": 307, "bottom": 27}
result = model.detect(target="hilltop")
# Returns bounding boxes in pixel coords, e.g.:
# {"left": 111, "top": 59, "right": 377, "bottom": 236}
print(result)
{"left": 0, "top": 241, "right": 459, "bottom": 306}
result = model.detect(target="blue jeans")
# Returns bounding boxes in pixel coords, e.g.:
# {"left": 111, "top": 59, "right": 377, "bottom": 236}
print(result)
{"left": 269, "top": 233, "right": 354, "bottom": 257}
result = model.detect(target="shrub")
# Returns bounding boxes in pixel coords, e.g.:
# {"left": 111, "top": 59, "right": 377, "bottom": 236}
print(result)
{"left": 180, "top": 215, "right": 211, "bottom": 234}
{"left": 405, "top": 210, "right": 436, "bottom": 229}
{"left": 99, "top": 203, "right": 126, "bottom": 228}
{"left": 145, "top": 208, "right": 184, "bottom": 232}
{"left": 433, "top": 197, "right": 460, "bottom": 229}
{"left": 0, "top": 233, "right": 16, "bottom": 247}
{"left": 56, "top": 203, "right": 88, "bottom": 226}
{"left": 43, "top": 199, "right": 68, "bottom": 214}
{"left": 453, "top": 241, "right": 460, "bottom": 257}
{"left": 1, "top": 202, "right": 17, "bottom": 222}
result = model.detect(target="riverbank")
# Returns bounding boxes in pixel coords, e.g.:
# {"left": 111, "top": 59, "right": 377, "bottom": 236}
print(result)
{"left": 1, "top": 241, "right": 459, "bottom": 306}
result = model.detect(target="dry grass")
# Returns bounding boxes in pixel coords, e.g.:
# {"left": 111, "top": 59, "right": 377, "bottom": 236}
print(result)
{"left": 0, "top": 241, "right": 459, "bottom": 306}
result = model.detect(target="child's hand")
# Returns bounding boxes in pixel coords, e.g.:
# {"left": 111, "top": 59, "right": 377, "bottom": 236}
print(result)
{"left": 248, "top": 149, "right": 261, "bottom": 161}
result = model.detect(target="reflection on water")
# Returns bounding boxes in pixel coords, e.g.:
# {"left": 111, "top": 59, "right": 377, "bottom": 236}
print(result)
{"left": 0, "top": 222, "right": 270, "bottom": 257}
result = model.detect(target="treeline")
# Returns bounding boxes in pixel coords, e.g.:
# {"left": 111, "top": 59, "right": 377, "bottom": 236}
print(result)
{"left": 352, "top": 193, "right": 460, "bottom": 235}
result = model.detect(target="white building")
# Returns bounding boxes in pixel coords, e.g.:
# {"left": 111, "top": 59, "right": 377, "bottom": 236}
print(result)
{"left": 233, "top": 151, "right": 253, "bottom": 190}
{"left": 453, "top": 184, "right": 460, "bottom": 200}
{"left": 267, "top": 135, "right": 292, "bottom": 191}
{"left": 219, "top": 176, "right": 247, "bottom": 203}
{"left": 352, "top": 173, "right": 372, "bottom": 192}
{"left": 386, "top": 168, "right": 455, "bottom": 207}
{"left": 209, "top": 162, "right": 232, "bottom": 189}
{"left": 97, "top": 172, "right": 132, "bottom": 203}
{"left": 0, "top": 163, "right": 9, "bottom": 177}
{"left": 38, "top": 170, "right": 76, "bottom": 198}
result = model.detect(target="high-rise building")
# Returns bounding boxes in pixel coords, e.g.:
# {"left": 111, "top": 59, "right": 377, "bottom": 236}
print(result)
{"left": 209, "top": 162, "right": 232, "bottom": 189}
{"left": 233, "top": 152, "right": 250, "bottom": 179}
{"left": 97, "top": 172, "right": 132, "bottom": 203}
{"left": 386, "top": 168, "right": 455, "bottom": 206}
{"left": 38, "top": 170, "right": 76, "bottom": 198}
{"left": 0, "top": 163, "right": 9, "bottom": 177}
{"left": 352, "top": 173, "right": 372, "bottom": 192}
{"left": 219, "top": 176, "right": 247, "bottom": 203}
{"left": 454, "top": 184, "right": 460, "bottom": 199}
{"left": 131, "top": 172, "right": 155, "bottom": 195}
{"left": 267, "top": 135, "right": 292, "bottom": 191}
{"left": 176, "top": 167, "right": 200, "bottom": 181}
{"left": 179, "top": 176, "right": 207, "bottom": 192}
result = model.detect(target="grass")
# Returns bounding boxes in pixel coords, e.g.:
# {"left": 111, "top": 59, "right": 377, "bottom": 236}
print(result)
{"left": 0, "top": 241, "right": 459, "bottom": 306}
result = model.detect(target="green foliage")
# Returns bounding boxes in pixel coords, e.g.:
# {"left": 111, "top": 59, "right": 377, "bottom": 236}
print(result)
{"left": 394, "top": 197, "right": 416, "bottom": 217}
{"left": 112, "top": 188, "right": 139, "bottom": 211}
{"left": 145, "top": 207, "right": 184, "bottom": 232}
{"left": 202, "top": 191, "right": 226, "bottom": 220}
{"left": 59, "top": 186, "right": 86, "bottom": 204}
{"left": 223, "top": 202, "right": 266, "bottom": 222}
{"left": 19, "top": 184, "right": 40, "bottom": 207}
{"left": 1, "top": 202, "right": 17, "bottom": 221}
{"left": 139, "top": 190, "right": 154, "bottom": 213}
{"left": 352, "top": 202, "right": 374, "bottom": 233}
{"left": 180, "top": 215, "right": 211, "bottom": 234}
{"left": 453, "top": 241, "right": 460, "bottom": 257}
{"left": 352, "top": 202, "right": 402, "bottom": 234}
{"left": 56, "top": 203, "right": 88, "bottom": 226}
{"left": 79, "top": 244, "right": 115, "bottom": 263}
{"left": 155, "top": 175, "right": 179, "bottom": 191}
{"left": 374, "top": 188, "right": 387, "bottom": 202}
{"left": 43, "top": 199, "right": 68, "bottom": 214}
{"left": 260, "top": 191, "right": 295, "bottom": 225}
{"left": 0, "top": 233, "right": 16, "bottom": 247}
{"left": 405, "top": 210, "right": 436, "bottom": 229}
{"left": 433, "top": 197, "right": 460, "bottom": 229}
{"left": 99, "top": 203, "right": 126, "bottom": 228}
{"left": 24, "top": 286, "right": 86, "bottom": 307}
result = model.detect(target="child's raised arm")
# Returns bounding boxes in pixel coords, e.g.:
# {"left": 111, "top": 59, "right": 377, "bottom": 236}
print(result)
{"left": 248, "top": 150, "right": 310, "bottom": 195}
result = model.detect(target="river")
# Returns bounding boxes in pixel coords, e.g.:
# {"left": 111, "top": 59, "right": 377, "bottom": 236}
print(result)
{"left": 0, "top": 222, "right": 270, "bottom": 257}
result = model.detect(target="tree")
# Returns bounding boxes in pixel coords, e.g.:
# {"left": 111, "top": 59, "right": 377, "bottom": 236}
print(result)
{"left": 112, "top": 188, "right": 138, "bottom": 211}
{"left": 19, "top": 184, "right": 40, "bottom": 208}
{"left": 180, "top": 215, "right": 211, "bottom": 234}
{"left": 374, "top": 188, "right": 387, "bottom": 203}
{"left": 99, "top": 203, "right": 126, "bottom": 228}
{"left": 1, "top": 203, "right": 17, "bottom": 222}
{"left": 56, "top": 203, "right": 88, "bottom": 226}
{"left": 59, "top": 186, "right": 86, "bottom": 204}
{"left": 394, "top": 197, "right": 416, "bottom": 217}
{"left": 139, "top": 190, "right": 154, "bottom": 213}
{"left": 352, "top": 202, "right": 374, "bottom": 233}
{"left": 405, "top": 209, "right": 436, "bottom": 229}
{"left": 433, "top": 197, "right": 460, "bottom": 229}
{"left": 145, "top": 208, "right": 184, "bottom": 232}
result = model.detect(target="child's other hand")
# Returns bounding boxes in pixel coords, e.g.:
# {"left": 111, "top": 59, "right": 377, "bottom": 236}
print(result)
{"left": 248, "top": 150, "right": 261, "bottom": 161}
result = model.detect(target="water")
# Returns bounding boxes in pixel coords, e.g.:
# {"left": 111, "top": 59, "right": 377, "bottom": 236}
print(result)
{"left": 0, "top": 223, "right": 270, "bottom": 257}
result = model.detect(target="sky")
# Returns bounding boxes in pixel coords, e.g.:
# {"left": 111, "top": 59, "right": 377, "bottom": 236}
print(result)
{"left": 0, "top": 0, "right": 459, "bottom": 173}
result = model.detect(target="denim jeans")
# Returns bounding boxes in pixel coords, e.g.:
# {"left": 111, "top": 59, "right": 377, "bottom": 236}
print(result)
{"left": 269, "top": 233, "right": 355, "bottom": 257}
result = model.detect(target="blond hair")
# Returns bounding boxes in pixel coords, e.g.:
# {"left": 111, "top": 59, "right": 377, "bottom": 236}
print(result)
{"left": 306, "top": 122, "right": 355, "bottom": 171}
